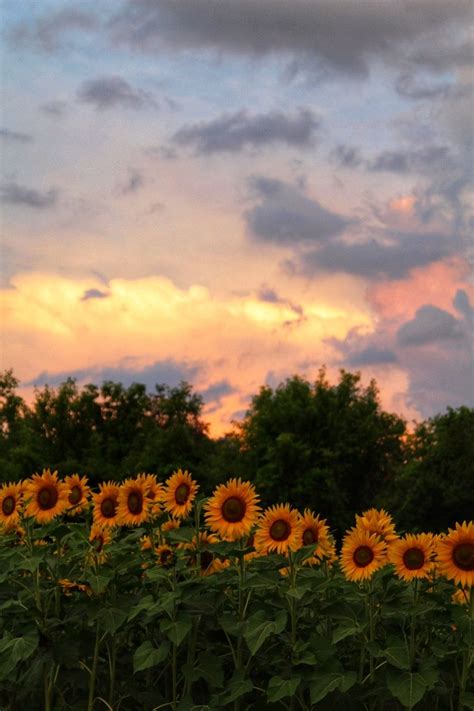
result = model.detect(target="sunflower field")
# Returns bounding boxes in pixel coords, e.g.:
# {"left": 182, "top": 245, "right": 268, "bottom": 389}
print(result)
{"left": 0, "top": 470, "right": 473, "bottom": 711}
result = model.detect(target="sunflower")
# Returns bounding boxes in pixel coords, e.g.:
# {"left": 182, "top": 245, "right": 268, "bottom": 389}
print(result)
{"left": 0, "top": 482, "right": 24, "bottom": 528}
{"left": 24, "top": 470, "right": 70, "bottom": 524}
{"left": 437, "top": 521, "right": 474, "bottom": 588}
{"left": 340, "top": 528, "right": 387, "bottom": 582}
{"left": 163, "top": 470, "right": 199, "bottom": 518}
{"left": 254, "top": 504, "right": 303, "bottom": 555}
{"left": 92, "top": 482, "right": 120, "bottom": 528}
{"left": 185, "top": 531, "right": 228, "bottom": 576}
{"left": 58, "top": 578, "right": 91, "bottom": 596}
{"left": 355, "top": 508, "right": 398, "bottom": 544}
{"left": 90, "top": 523, "right": 112, "bottom": 555}
{"left": 137, "top": 473, "right": 164, "bottom": 517}
{"left": 452, "top": 587, "right": 470, "bottom": 607}
{"left": 64, "top": 474, "right": 90, "bottom": 516}
{"left": 299, "top": 509, "right": 332, "bottom": 563}
{"left": 161, "top": 519, "right": 181, "bottom": 534}
{"left": 117, "top": 478, "right": 150, "bottom": 526}
{"left": 205, "top": 478, "right": 260, "bottom": 541}
{"left": 155, "top": 544, "right": 175, "bottom": 568}
{"left": 388, "top": 533, "right": 436, "bottom": 582}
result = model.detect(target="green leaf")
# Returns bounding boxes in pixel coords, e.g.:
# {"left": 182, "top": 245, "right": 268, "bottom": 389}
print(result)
{"left": 244, "top": 610, "right": 287, "bottom": 656}
{"left": 267, "top": 675, "right": 301, "bottom": 702}
{"left": 194, "top": 652, "right": 224, "bottom": 689}
{"left": 332, "top": 624, "right": 359, "bottom": 644}
{"left": 166, "top": 527, "right": 195, "bottom": 543}
{"left": 460, "top": 692, "right": 474, "bottom": 710}
{"left": 97, "top": 607, "right": 128, "bottom": 634}
{"left": 161, "top": 617, "right": 192, "bottom": 646}
{"left": 220, "top": 678, "right": 253, "bottom": 704}
{"left": 285, "top": 584, "right": 311, "bottom": 600}
{"left": 309, "top": 673, "right": 344, "bottom": 704}
{"left": 386, "top": 669, "right": 427, "bottom": 709}
{"left": 84, "top": 573, "right": 111, "bottom": 594}
{"left": 0, "top": 630, "right": 38, "bottom": 680}
{"left": 133, "top": 640, "right": 170, "bottom": 673}
{"left": 382, "top": 638, "right": 411, "bottom": 670}
{"left": 128, "top": 594, "right": 155, "bottom": 621}
{"left": 340, "top": 671, "right": 357, "bottom": 693}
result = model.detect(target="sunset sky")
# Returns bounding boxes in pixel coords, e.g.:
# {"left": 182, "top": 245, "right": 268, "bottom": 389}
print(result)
{"left": 1, "top": 0, "right": 473, "bottom": 435}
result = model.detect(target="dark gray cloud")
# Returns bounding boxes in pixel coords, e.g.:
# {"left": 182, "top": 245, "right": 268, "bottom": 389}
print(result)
{"left": 397, "top": 305, "right": 467, "bottom": 346}
{"left": 294, "top": 230, "right": 455, "bottom": 280}
{"left": 330, "top": 144, "right": 363, "bottom": 168}
{"left": 0, "top": 128, "right": 33, "bottom": 143}
{"left": 80, "top": 289, "right": 109, "bottom": 301}
{"left": 201, "top": 380, "right": 234, "bottom": 404}
{"left": 118, "top": 169, "right": 145, "bottom": 195}
{"left": 109, "top": 0, "right": 471, "bottom": 78}
{"left": 346, "top": 346, "right": 398, "bottom": 367}
{"left": 245, "top": 177, "right": 350, "bottom": 245}
{"left": 12, "top": 8, "right": 98, "bottom": 52}
{"left": 77, "top": 75, "right": 157, "bottom": 111}
{"left": 328, "top": 328, "right": 398, "bottom": 367}
{"left": 27, "top": 358, "right": 202, "bottom": 391}
{"left": 172, "top": 108, "right": 319, "bottom": 153}
{"left": 40, "top": 100, "right": 68, "bottom": 117}
{"left": 257, "top": 285, "right": 303, "bottom": 315}
{"left": 368, "top": 145, "right": 453, "bottom": 174}
{"left": 395, "top": 72, "right": 458, "bottom": 101}
{"left": 0, "top": 181, "right": 58, "bottom": 209}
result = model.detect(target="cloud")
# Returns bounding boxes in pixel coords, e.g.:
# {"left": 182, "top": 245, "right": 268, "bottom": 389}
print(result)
{"left": 109, "top": 0, "right": 472, "bottom": 78}
{"left": 0, "top": 128, "right": 33, "bottom": 143}
{"left": 171, "top": 108, "right": 319, "bottom": 153}
{"left": 330, "top": 144, "right": 363, "bottom": 168}
{"left": 245, "top": 177, "right": 350, "bottom": 245}
{"left": 40, "top": 101, "right": 68, "bottom": 117}
{"left": 117, "top": 169, "right": 145, "bottom": 195}
{"left": 291, "top": 229, "right": 457, "bottom": 281}
{"left": 201, "top": 380, "right": 234, "bottom": 403}
{"left": 0, "top": 181, "right": 58, "bottom": 209}
{"left": 397, "top": 304, "right": 466, "bottom": 346}
{"left": 12, "top": 8, "right": 98, "bottom": 52}
{"left": 77, "top": 75, "right": 157, "bottom": 111}
{"left": 368, "top": 145, "right": 453, "bottom": 174}
{"left": 81, "top": 289, "right": 109, "bottom": 301}
{"left": 28, "top": 358, "right": 201, "bottom": 391}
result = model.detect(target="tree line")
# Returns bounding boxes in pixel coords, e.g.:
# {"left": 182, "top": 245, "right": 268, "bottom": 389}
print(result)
{"left": 1, "top": 368, "right": 473, "bottom": 537}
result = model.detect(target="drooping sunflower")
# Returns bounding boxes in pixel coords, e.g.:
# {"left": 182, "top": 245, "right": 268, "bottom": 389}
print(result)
{"left": 299, "top": 509, "right": 332, "bottom": 564}
{"left": 92, "top": 482, "right": 120, "bottom": 528}
{"left": 58, "top": 578, "right": 91, "bottom": 596}
{"left": 155, "top": 544, "right": 175, "bottom": 568}
{"left": 205, "top": 478, "right": 260, "bottom": 541}
{"left": 340, "top": 527, "right": 387, "bottom": 582}
{"left": 186, "top": 531, "right": 228, "bottom": 576}
{"left": 254, "top": 504, "right": 303, "bottom": 555}
{"left": 437, "top": 521, "right": 474, "bottom": 588}
{"left": 0, "top": 482, "right": 24, "bottom": 528}
{"left": 64, "top": 474, "right": 91, "bottom": 516}
{"left": 88, "top": 524, "right": 113, "bottom": 564}
{"left": 388, "top": 533, "right": 436, "bottom": 582}
{"left": 117, "top": 478, "right": 150, "bottom": 526}
{"left": 163, "top": 470, "right": 199, "bottom": 518}
{"left": 24, "top": 470, "right": 70, "bottom": 524}
{"left": 137, "top": 473, "right": 164, "bottom": 517}
{"left": 355, "top": 508, "right": 398, "bottom": 544}
{"left": 452, "top": 587, "right": 470, "bottom": 607}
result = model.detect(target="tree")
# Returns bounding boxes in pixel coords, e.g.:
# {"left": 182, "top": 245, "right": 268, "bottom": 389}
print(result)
{"left": 238, "top": 369, "right": 407, "bottom": 535}
{"left": 380, "top": 406, "right": 474, "bottom": 532}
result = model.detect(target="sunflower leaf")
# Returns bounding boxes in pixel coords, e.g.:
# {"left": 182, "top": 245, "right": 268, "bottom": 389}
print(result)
{"left": 386, "top": 669, "right": 427, "bottom": 709}
{"left": 267, "top": 675, "right": 301, "bottom": 702}
{"left": 133, "top": 640, "right": 170, "bottom": 673}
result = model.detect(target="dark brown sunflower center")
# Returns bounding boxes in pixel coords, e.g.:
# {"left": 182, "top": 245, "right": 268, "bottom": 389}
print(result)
{"left": 175, "top": 483, "right": 189, "bottom": 505}
{"left": 37, "top": 485, "right": 59, "bottom": 511}
{"left": 222, "top": 496, "right": 246, "bottom": 523}
{"left": 353, "top": 545, "right": 374, "bottom": 568}
{"left": 160, "top": 549, "right": 174, "bottom": 567}
{"left": 453, "top": 543, "right": 474, "bottom": 571}
{"left": 403, "top": 547, "right": 425, "bottom": 570}
{"left": 2, "top": 496, "right": 16, "bottom": 516}
{"left": 200, "top": 550, "right": 214, "bottom": 570}
{"left": 128, "top": 491, "right": 143, "bottom": 515}
{"left": 100, "top": 497, "right": 117, "bottom": 519}
{"left": 68, "top": 486, "right": 82, "bottom": 505}
{"left": 269, "top": 519, "right": 291, "bottom": 542}
{"left": 93, "top": 536, "right": 104, "bottom": 552}
{"left": 303, "top": 528, "right": 317, "bottom": 545}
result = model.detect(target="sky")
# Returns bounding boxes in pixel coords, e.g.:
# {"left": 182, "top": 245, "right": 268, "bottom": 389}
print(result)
{"left": 1, "top": 0, "right": 473, "bottom": 436}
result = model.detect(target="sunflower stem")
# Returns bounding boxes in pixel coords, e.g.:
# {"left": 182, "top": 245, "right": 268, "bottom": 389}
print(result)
{"left": 457, "top": 588, "right": 474, "bottom": 711}
{"left": 88, "top": 621, "right": 101, "bottom": 711}
{"left": 409, "top": 578, "right": 418, "bottom": 668}
{"left": 289, "top": 551, "right": 298, "bottom": 711}
{"left": 234, "top": 537, "right": 246, "bottom": 711}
